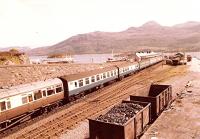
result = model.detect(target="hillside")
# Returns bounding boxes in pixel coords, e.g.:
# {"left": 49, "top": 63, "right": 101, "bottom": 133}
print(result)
{"left": 0, "top": 49, "right": 30, "bottom": 65}
{"left": 26, "top": 21, "right": 200, "bottom": 55}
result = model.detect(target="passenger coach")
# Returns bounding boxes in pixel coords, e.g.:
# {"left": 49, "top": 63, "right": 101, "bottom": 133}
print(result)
{"left": 117, "top": 62, "right": 139, "bottom": 79}
{"left": 60, "top": 66, "right": 119, "bottom": 99}
{"left": 0, "top": 78, "right": 64, "bottom": 128}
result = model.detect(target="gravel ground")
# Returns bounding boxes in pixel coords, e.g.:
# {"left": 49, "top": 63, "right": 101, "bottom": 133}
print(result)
{"left": 141, "top": 59, "right": 200, "bottom": 139}
{"left": 0, "top": 62, "right": 119, "bottom": 88}
{"left": 59, "top": 120, "right": 89, "bottom": 139}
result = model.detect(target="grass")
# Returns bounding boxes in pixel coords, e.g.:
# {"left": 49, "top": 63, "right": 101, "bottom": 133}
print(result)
{"left": 0, "top": 51, "right": 23, "bottom": 65}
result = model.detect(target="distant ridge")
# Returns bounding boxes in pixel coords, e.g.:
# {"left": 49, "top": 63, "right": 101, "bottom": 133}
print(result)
{"left": 0, "top": 47, "right": 31, "bottom": 52}
{"left": 25, "top": 21, "right": 200, "bottom": 55}
{"left": 173, "top": 21, "right": 200, "bottom": 28}
{"left": 141, "top": 21, "right": 161, "bottom": 27}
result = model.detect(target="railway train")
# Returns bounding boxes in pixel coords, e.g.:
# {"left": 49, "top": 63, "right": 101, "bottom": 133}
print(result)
{"left": 0, "top": 55, "right": 162, "bottom": 131}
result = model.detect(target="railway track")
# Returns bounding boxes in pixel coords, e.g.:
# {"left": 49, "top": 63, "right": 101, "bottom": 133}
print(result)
{"left": 4, "top": 63, "right": 186, "bottom": 139}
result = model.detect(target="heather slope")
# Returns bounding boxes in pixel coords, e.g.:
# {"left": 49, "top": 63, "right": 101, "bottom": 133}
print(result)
{"left": 27, "top": 21, "right": 200, "bottom": 55}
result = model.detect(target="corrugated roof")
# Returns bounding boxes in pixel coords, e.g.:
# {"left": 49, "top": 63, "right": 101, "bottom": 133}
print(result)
{"left": 0, "top": 78, "right": 62, "bottom": 99}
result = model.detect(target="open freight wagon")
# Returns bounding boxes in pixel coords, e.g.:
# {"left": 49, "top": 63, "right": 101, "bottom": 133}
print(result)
{"left": 89, "top": 101, "right": 151, "bottom": 139}
{"left": 130, "top": 84, "right": 172, "bottom": 121}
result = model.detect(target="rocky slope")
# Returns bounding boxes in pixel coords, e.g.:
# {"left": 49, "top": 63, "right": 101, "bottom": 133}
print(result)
{"left": 27, "top": 21, "right": 200, "bottom": 55}
{"left": 0, "top": 50, "right": 30, "bottom": 65}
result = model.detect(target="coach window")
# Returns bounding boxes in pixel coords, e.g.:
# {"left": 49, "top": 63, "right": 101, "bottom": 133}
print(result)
{"left": 0, "top": 101, "right": 6, "bottom": 111}
{"left": 96, "top": 75, "right": 100, "bottom": 81}
{"left": 91, "top": 76, "right": 95, "bottom": 83}
{"left": 22, "top": 96, "right": 28, "bottom": 104}
{"left": 85, "top": 78, "right": 90, "bottom": 85}
{"left": 7, "top": 101, "right": 11, "bottom": 109}
{"left": 79, "top": 79, "right": 83, "bottom": 87}
{"left": 28, "top": 94, "right": 33, "bottom": 102}
{"left": 103, "top": 73, "right": 106, "bottom": 78}
{"left": 111, "top": 71, "right": 113, "bottom": 76}
{"left": 42, "top": 90, "right": 47, "bottom": 97}
{"left": 56, "top": 85, "right": 63, "bottom": 93}
{"left": 107, "top": 72, "right": 110, "bottom": 77}
{"left": 74, "top": 82, "right": 78, "bottom": 87}
{"left": 47, "top": 88, "right": 55, "bottom": 96}
{"left": 34, "top": 90, "right": 42, "bottom": 100}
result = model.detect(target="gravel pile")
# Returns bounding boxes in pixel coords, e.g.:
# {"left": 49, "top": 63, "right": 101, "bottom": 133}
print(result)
{"left": 0, "top": 63, "right": 116, "bottom": 88}
{"left": 96, "top": 103, "right": 143, "bottom": 125}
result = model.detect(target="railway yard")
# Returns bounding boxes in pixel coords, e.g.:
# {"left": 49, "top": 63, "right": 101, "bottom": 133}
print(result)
{"left": 0, "top": 58, "right": 200, "bottom": 139}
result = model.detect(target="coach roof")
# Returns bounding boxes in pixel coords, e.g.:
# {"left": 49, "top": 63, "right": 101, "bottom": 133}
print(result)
{"left": 117, "top": 62, "right": 138, "bottom": 68}
{"left": 60, "top": 66, "right": 118, "bottom": 81}
{"left": 0, "top": 78, "right": 62, "bottom": 99}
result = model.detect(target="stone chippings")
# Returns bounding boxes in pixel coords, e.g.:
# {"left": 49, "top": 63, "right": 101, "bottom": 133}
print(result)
{"left": 0, "top": 63, "right": 115, "bottom": 88}
{"left": 96, "top": 103, "right": 143, "bottom": 125}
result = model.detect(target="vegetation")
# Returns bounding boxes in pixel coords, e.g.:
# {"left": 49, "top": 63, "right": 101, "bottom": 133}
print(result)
{"left": 0, "top": 48, "right": 28, "bottom": 65}
{"left": 47, "top": 53, "right": 71, "bottom": 58}
{"left": 9, "top": 48, "right": 20, "bottom": 53}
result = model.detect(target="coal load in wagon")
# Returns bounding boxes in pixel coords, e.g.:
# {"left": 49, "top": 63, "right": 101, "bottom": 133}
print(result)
{"left": 96, "top": 103, "right": 143, "bottom": 125}
{"left": 89, "top": 101, "right": 151, "bottom": 139}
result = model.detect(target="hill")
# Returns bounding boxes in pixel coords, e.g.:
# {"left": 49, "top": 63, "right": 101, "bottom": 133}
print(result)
{"left": 26, "top": 21, "right": 200, "bottom": 55}
{"left": 0, "top": 49, "right": 30, "bottom": 65}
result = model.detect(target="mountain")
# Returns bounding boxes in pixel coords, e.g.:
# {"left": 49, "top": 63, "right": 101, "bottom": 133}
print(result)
{"left": 27, "top": 21, "right": 200, "bottom": 55}
{"left": 141, "top": 21, "right": 162, "bottom": 28}
{"left": 173, "top": 21, "right": 200, "bottom": 28}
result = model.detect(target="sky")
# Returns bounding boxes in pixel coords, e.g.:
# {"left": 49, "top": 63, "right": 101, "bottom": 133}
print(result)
{"left": 0, "top": 0, "right": 200, "bottom": 48}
